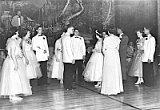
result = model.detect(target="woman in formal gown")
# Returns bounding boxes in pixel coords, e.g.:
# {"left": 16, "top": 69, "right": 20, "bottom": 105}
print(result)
{"left": 0, "top": 28, "right": 32, "bottom": 103}
{"left": 101, "top": 30, "right": 123, "bottom": 95}
{"left": 49, "top": 33, "right": 65, "bottom": 84}
{"left": 128, "top": 31, "right": 145, "bottom": 84}
{"left": 83, "top": 32, "right": 103, "bottom": 88}
{"left": 22, "top": 29, "right": 42, "bottom": 80}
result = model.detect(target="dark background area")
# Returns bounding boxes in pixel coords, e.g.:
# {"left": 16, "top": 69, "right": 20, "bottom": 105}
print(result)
{"left": 115, "top": 0, "right": 158, "bottom": 43}
{"left": 0, "top": 0, "right": 158, "bottom": 47}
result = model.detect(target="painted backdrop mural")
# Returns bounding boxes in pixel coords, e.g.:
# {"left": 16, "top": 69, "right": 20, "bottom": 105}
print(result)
{"left": 0, "top": 0, "right": 115, "bottom": 35}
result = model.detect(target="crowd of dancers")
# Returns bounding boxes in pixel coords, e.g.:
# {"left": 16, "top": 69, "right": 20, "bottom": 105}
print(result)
{"left": 0, "top": 26, "right": 48, "bottom": 103}
{"left": 0, "top": 25, "right": 156, "bottom": 103}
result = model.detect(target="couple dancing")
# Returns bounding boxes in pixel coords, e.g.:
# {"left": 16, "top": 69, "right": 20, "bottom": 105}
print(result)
{"left": 129, "top": 27, "right": 156, "bottom": 86}
{"left": 84, "top": 29, "right": 124, "bottom": 95}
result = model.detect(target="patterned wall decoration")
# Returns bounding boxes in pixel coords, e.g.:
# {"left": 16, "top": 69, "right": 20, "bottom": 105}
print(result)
{"left": 102, "top": 0, "right": 115, "bottom": 30}
{"left": 0, "top": 0, "right": 115, "bottom": 34}
{"left": 0, "top": 0, "right": 115, "bottom": 47}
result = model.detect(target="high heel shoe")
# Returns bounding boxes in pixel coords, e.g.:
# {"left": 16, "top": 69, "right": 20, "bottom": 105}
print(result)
{"left": 135, "top": 78, "right": 144, "bottom": 85}
{"left": 9, "top": 96, "right": 23, "bottom": 103}
{"left": 135, "top": 79, "right": 141, "bottom": 85}
{"left": 140, "top": 78, "right": 144, "bottom": 84}
{"left": 60, "top": 80, "right": 63, "bottom": 84}
{"left": 135, "top": 82, "right": 141, "bottom": 85}
{"left": 94, "top": 83, "right": 100, "bottom": 87}
{"left": 95, "top": 82, "right": 101, "bottom": 88}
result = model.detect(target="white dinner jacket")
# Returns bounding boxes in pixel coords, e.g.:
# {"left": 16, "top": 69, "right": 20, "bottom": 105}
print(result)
{"left": 71, "top": 35, "right": 86, "bottom": 60}
{"left": 142, "top": 34, "right": 156, "bottom": 62}
{"left": 61, "top": 32, "right": 74, "bottom": 63}
{"left": 32, "top": 34, "right": 49, "bottom": 62}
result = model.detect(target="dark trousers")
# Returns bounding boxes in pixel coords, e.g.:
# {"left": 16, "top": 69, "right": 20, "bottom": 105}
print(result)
{"left": 74, "top": 60, "right": 84, "bottom": 82}
{"left": 143, "top": 62, "right": 154, "bottom": 86}
{"left": 38, "top": 61, "right": 48, "bottom": 85}
{"left": 63, "top": 63, "right": 75, "bottom": 89}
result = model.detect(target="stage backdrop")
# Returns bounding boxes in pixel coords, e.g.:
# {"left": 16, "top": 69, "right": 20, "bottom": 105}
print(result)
{"left": 0, "top": 0, "right": 114, "bottom": 33}
{"left": 0, "top": 0, "right": 158, "bottom": 45}
{"left": 0, "top": 0, "right": 116, "bottom": 46}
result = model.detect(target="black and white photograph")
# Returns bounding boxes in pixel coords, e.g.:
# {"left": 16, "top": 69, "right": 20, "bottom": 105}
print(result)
{"left": 0, "top": 0, "right": 159, "bottom": 110}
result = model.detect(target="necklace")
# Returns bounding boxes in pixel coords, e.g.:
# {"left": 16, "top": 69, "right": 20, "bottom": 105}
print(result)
{"left": 25, "top": 38, "right": 31, "bottom": 45}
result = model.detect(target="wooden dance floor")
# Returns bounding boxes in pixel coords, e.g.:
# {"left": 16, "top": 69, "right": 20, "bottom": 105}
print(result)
{"left": 1, "top": 77, "right": 160, "bottom": 110}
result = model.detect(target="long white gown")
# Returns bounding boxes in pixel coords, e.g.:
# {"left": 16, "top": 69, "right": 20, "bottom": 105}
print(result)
{"left": 0, "top": 37, "right": 32, "bottom": 96}
{"left": 50, "top": 38, "right": 64, "bottom": 80}
{"left": 22, "top": 39, "right": 42, "bottom": 79}
{"left": 101, "top": 35, "right": 123, "bottom": 95}
{"left": 83, "top": 39, "right": 103, "bottom": 82}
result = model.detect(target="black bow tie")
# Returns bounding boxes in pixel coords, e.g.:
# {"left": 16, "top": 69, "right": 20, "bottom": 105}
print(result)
{"left": 38, "top": 35, "right": 45, "bottom": 40}
{"left": 75, "top": 37, "right": 81, "bottom": 39}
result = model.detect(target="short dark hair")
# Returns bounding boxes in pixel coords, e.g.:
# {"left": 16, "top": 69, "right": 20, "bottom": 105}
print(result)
{"left": 20, "top": 29, "right": 31, "bottom": 38}
{"left": 144, "top": 26, "right": 151, "bottom": 32}
{"left": 67, "top": 26, "right": 74, "bottom": 29}
{"left": 109, "top": 28, "right": 117, "bottom": 35}
{"left": 33, "top": 25, "right": 43, "bottom": 36}
{"left": 117, "top": 27, "right": 123, "bottom": 31}
{"left": 74, "top": 27, "right": 79, "bottom": 31}
{"left": 36, "top": 25, "right": 42, "bottom": 31}
{"left": 136, "top": 29, "right": 143, "bottom": 33}
{"left": 9, "top": 27, "right": 18, "bottom": 37}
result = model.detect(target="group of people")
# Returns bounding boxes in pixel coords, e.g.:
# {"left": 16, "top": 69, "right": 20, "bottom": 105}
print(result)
{"left": 129, "top": 28, "right": 156, "bottom": 86}
{"left": 1, "top": 10, "right": 33, "bottom": 31}
{"left": 83, "top": 28, "right": 125, "bottom": 95}
{"left": 0, "top": 23, "right": 156, "bottom": 103}
{"left": 50, "top": 26, "right": 125, "bottom": 95}
{"left": 0, "top": 25, "right": 49, "bottom": 103}
{"left": 49, "top": 27, "right": 86, "bottom": 90}
{"left": 83, "top": 27, "right": 155, "bottom": 95}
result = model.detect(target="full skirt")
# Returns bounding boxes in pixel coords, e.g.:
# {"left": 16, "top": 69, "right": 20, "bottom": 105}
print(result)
{"left": 0, "top": 57, "right": 32, "bottom": 96}
{"left": 49, "top": 54, "right": 64, "bottom": 80}
{"left": 25, "top": 50, "right": 42, "bottom": 79}
{"left": 83, "top": 52, "right": 103, "bottom": 82}
{"left": 128, "top": 52, "right": 142, "bottom": 77}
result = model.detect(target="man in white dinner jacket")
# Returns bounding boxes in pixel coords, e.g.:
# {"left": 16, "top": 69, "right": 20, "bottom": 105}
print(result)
{"left": 32, "top": 26, "right": 49, "bottom": 85}
{"left": 61, "top": 26, "right": 75, "bottom": 90}
{"left": 71, "top": 29, "right": 86, "bottom": 83}
{"left": 142, "top": 27, "right": 156, "bottom": 86}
